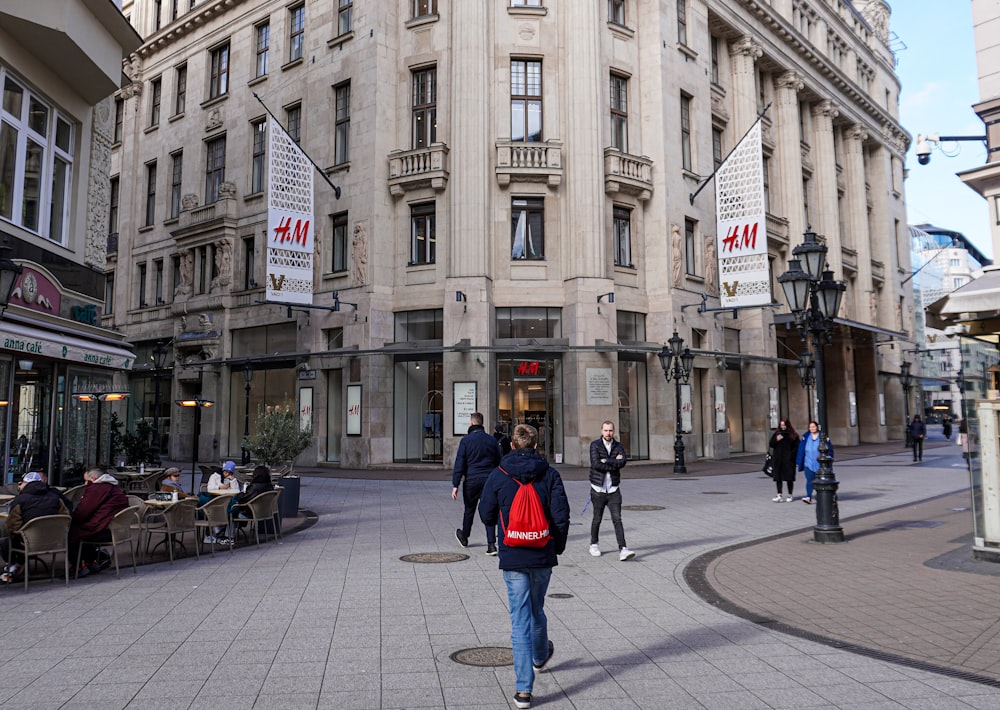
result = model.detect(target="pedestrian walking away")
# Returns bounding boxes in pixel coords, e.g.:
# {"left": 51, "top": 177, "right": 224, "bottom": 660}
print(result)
{"left": 768, "top": 417, "right": 798, "bottom": 502}
{"left": 452, "top": 412, "right": 502, "bottom": 555}
{"left": 494, "top": 422, "right": 512, "bottom": 457}
{"left": 796, "top": 421, "right": 834, "bottom": 504}
{"left": 588, "top": 420, "right": 635, "bottom": 561}
{"left": 908, "top": 414, "right": 927, "bottom": 461}
{"left": 479, "top": 424, "right": 570, "bottom": 709}
{"left": 942, "top": 415, "right": 952, "bottom": 441}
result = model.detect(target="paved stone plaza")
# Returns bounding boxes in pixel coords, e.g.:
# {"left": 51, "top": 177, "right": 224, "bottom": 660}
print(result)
{"left": 0, "top": 442, "right": 998, "bottom": 709}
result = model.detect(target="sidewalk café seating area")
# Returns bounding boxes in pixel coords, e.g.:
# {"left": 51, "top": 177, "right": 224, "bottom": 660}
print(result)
{"left": 0, "top": 484, "right": 286, "bottom": 589}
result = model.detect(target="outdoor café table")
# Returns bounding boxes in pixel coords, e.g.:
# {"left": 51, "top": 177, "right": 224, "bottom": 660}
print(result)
{"left": 207, "top": 489, "right": 240, "bottom": 496}
{"left": 143, "top": 498, "right": 193, "bottom": 558}
{"left": 0, "top": 494, "right": 14, "bottom": 504}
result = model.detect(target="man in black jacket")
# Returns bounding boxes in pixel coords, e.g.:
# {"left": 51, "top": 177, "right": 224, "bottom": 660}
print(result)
{"left": 908, "top": 414, "right": 927, "bottom": 462}
{"left": 589, "top": 420, "right": 635, "bottom": 561}
{"left": 452, "top": 412, "right": 502, "bottom": 554}
{"left": 479, "top": 424, "right": 570, "bottom": 710}
{"left": 1, "top": 472, "right": 71, "bottom": 583}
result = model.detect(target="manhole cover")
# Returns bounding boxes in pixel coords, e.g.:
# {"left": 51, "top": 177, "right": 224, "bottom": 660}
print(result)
{"left": 701, "top": 491, "right": 729, "bottom": 495}
{"left": 880, "top": 520, "right": 945, "bottom": 530}
{"left": 548, "top": 592, "right": 573, "bottom": 599}
{"left": 622, "top": 505, "right": 665, "bottom": 511}
{"left": 451, "top": 646, "right": 513, "bottom": 667}
{"left": 400, "top": 552, "right": 469, "bottom": 563}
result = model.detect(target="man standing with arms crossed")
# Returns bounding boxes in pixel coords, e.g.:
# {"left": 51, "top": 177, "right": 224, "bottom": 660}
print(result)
{"left": 589, "top": 420, "right": 636, "bottom": 561}
{"left": 479, "top": 424, "right": 570, "bottom": 709}
{"left": 452, "top": 412, "right": 502, "bottom": 555}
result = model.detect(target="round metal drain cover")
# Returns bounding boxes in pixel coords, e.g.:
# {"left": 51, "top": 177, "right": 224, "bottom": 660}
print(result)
{"left": 701, "top": 491, "right": 729, "bottom": 495}
{"left": 400, "top": 552, "right": 469, "bottom": 563}
{"left": 622, "top": 504, "right": 665, "bottom": 511}
{"left": 450, "top": 646, "right": 513, "bottom": 667}
{"left": 548, "top": 592, "right": 573, "bottom": 599}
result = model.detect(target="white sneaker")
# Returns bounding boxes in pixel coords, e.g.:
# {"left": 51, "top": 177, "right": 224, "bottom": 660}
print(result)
{"left": 785, "top": 496, "right": 794, "bottom": 502}
{"left": 588, "top": 544, "right": 601, "bottom": 557}
{"left": 772, "top": 494, "right": 783, "bottom": 502}
{"left": 619, "top": 547, "right": 636, "bottom": 561}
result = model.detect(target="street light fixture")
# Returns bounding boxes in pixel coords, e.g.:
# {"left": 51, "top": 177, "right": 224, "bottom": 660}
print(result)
{"left": 778, "top": 229, "right": 846, "bottom": 544}
{"left": 658, "top": 331, "right": 695, "bottom": 474}
{"left": 796, "top": 350, "right": 815, "bottom": 423}
{"left": 72, "top": 391, "right": 129, "bottom": 469}
{"left": 242, "top": 360, "right": 254, "bottom": 465}
{"left": 900, "top": 360, "right": 913, "bottom": 449}
{"left": 175, "top": 397, "right": 214, "bottom": 492}
{"left": 151, "top": 341, "right": 168, "bottom": 465}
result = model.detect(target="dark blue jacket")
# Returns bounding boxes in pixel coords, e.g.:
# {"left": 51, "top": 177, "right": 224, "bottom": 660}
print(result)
{"left": 589, "top": 437, "right": 627, "bottom": 488}
{"left": 452, "top": 425, "right": 502, "bottom": 487}
{"left": 478, "top": 448, "right": 570, "bottom": 570}
{"left": 908, "top": 419, "right": 927, "bottom": 439}
{"left": 796, "top": 433, "right": 834, "bottom": 471}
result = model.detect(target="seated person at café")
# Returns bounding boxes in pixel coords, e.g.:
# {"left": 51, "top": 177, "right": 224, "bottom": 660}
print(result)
{"left": 160, "top": 468, "right": 193, "bottom": 498}
{"left": 1, "top": 472, "right": 71, "bottom": 583}
{"left": 70, "top": 467, "right": 129, "bottom": 577}
{"left": 202, "top": 461, "right": 241, "bottom": 545}
{"left": 234, "top": 465, "right": 274, "bottom": 515}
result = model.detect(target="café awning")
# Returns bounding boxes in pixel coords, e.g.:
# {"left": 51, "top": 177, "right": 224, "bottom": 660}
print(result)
{"left": 0, "top": 320, "right": 134, "bottom": 370}
{"left": 926, "top": 267, "right": 1000, "bottom": 332}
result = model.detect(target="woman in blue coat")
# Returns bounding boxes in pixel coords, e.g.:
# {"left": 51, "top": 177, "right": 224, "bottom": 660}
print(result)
{"left": 796, "top": 420, "right": 834, "bottom": 504}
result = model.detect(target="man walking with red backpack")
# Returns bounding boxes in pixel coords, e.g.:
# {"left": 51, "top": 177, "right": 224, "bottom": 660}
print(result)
{"left": 479, "top": 424, "right": 570, "bottom": 709}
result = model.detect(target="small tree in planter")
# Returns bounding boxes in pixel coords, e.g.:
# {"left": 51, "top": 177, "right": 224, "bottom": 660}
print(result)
{"left": 244, "top": 404, "right": 312, "bottom": 473}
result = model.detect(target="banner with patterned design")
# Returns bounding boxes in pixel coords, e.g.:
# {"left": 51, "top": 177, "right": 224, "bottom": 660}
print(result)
{"left": 267, "top": 114, "right": 314, "bottom": 305}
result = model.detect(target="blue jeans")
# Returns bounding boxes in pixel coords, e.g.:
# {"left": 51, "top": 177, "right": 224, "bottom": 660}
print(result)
{"left": 804, "top": 468, "right": 816, "bottom": 499}
{"left": 503, "top": 567, "right": 552, "bottom": 693}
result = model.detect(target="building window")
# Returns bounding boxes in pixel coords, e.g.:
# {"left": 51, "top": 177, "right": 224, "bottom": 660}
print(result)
{"left": 410, "top": 202, "right": 436, "bottom": 265}
{"left": 154, "top": 0, "right": 162, "bottom": 31}
{"left": 803, "top": 177, "right": 811, "bottom": 226}
{"left": 610, "top": 73, "right": 628, "bottom": 152}
{"left": 255, "top": 22, "right": 270, "bottom": 78}
{"left": 511, "top": 59, "right": 542, "bottom": 142}
{"left": 338, "top": 0, "right": 353, "bottom": 35}
{"left": 243, "top": 235, "right": 256, "bottom": 289}
{"left": 113, "top": 97, "right": 124, "bottom": 143}
{"left": 762, "top": 155, "right": 771, "bottom": 212}
{"left": 209, "top": 43, "right": 230, "bottom": 99}
{"left": 684, "top": 218, "right": 697, "bottom": 275}
{"left": 511, "top": 197, "right": 544, "bottom": 260}
{"left": 154, "top": 259, "right": 164, "bottom": 304}
{"left": 137, "top": 263, "right": 147, "bottom": 308}
{"left": 196, "top": 244, "right": 216, "bottom": 294}
{"left": 104, "top": 273, "right": 114, "bottom": 315}
{"left": 495, "top": 307, "right": 562, "bottom": 339}
{"left": 251, "top": 118, "right": 266, "bottom": 194}
{"left": 677, "top": 0, "right": 687, "bottom": 45}
{"left": 613, "top": 205, "right": 632, "bottom": 267}
{"left": 174, "top": 64, "right": 187, "bottom": 115}
{"left": 680, "top": 93, "right": 692, "bottom": 171}
{"left": 949, "top": 258, "right": 961, "bottom": 268}
{"left": 413, "top": 0, "right": 437, "bottom": 18}
{"left": 609, "top": 0, "right": 625, "bottom": 26}
{"left": 394, "top": 309, "right": 443, "bottom": 341}
{"left": 616, "top": 310, "right": 646, "bottom": 341}
{"left": 144, "top": 161, "right": 157, "bottom": 226}
{"left": 205, "top": 135, "right": 226, "bottom": 203}
{"left": 108, "top": 176, "right": 120, "bottom": 234}
{"left": 712, "top": 127, "right": 723, "bottom": 169}
{"left": 511, "top": 0, "right": 543, "bottom": 6}
{"left": 710, "top": 37, "right": 720, "bottom": 84}
{"left": 288, "top": 4, "right": 305, "bottom": 62}
{"left": 171, "top": 254, "right": 181, "bottom": 295}
{"left": 331, "top": 211, "right": 348, "bottom": 273}
{"left": 285, "top": 103, "right": 301, "bottom": 143}
{"left": 953, "top": 277, "right": 966, "bottom": 289}
{"left": 170, "top": 151, "right": 182, "bottom": 219}
{"left": 149, "top": 77, "right": 162, "bottom": 127}
{"left": 334, "top": 81, "right": 350, "bottom": 164}
{"left": 412, "top": 67, "right": 437, "bottom": 149}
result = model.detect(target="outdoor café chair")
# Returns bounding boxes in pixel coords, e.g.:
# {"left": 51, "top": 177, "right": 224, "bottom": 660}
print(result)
{"left": 75, "top": 505, "right": 141, "bottom": 579}
{"left": 195, "top": 496, "right": 235, "bottom": 556}
{"left": 144, "top": 498, "right": 199, "bottom": 564}
{"left": 127, "top": 471, "right": 164, "bottom": 498}
{"left": 9, "top": 514, "right": 71, "bottom": 592}
{"left": 63, "top": 484, "right": 87, "bottom": 507}
{"left": 232, "top": 490, "right": 282, "bottom": 547}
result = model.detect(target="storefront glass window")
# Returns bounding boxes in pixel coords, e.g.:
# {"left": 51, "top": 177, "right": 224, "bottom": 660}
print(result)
{"left": 326, "top": 369, "right": 342, "bottom": 462}
{"left": 617, "top": 355, "right": 648, "bottom": 460}
{"left": 497, "top": 358, "right": 562, "bottom": 461}
{"left": 393, "top": 358, "right": 443, "bottom": 462}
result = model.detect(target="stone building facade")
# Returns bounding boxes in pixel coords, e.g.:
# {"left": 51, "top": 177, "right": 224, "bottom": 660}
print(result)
{"left": 109, "top": 0, "right": 914, "bottom": 469}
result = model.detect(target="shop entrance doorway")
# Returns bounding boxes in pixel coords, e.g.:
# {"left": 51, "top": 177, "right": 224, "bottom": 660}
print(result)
{"left": 497, "top": 358, "right": 562, "bottom": 462}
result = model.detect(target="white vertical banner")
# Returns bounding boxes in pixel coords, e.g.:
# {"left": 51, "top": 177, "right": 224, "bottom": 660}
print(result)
{"left": 267, "top": 114, "right": 314, "bottom": 305}
{"left": 715, "top": 120, "right": 770, "bottom": 308}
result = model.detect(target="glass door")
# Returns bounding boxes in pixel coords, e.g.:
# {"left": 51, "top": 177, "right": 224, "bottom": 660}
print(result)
{"left": 497, "top": 358, "right": 562, "bottom": 462}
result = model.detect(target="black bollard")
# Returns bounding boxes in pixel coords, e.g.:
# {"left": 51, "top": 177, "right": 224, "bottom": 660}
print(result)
{"left": 812, "top": 432, "right": 844, "bottom": 543}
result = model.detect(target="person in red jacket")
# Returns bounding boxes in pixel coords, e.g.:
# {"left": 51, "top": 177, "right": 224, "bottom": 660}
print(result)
{"left": 70, "top": 467, "right": 128, "bottom": 576}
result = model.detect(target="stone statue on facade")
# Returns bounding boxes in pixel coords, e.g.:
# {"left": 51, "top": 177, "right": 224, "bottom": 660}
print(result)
{"left": 352, "top": 221, "right": 368, "bottom": 286}
{"left": 175, "top": 249, "right": 194, "bottom": 297}
{"left": 704, "top": 234, "right": 717, "bottom": 292}
{"left": 671, "top": 224, "right": 683, "bottom": 286}
{"left": 210, "top": 238, "right": 233, "bottom": 292}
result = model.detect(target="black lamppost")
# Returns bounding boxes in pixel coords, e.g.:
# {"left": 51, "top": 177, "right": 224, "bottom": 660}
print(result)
{"left": 658, "top": 331, "right": 695, "bottom": 474}
{"left": 778, "top": 230, "right": 846, "bottom": 544}
{"left": 151, "top": 341, "right": 168, "bottom": 465}
{"left": 242, "top": 360, "right": 254, "bottom": 465}
{"left": 176, "top": 397, "right": 214, "bottom": 492}
{"left": 796, "top": 350, "right": 815, "bottom": 424}
{"left": 900, "top": 360, "right": 913, "bottom": 449}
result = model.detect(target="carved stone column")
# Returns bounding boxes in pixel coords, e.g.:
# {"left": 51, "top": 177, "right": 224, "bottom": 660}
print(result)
{"left": 728, "top": 37, "right": 763, "bottom": 134}
{"left": 811, "top": 100, "right": 842, "bottom": 277}
{"left": 774, "top": 71, "right": 805, "bottom": 243}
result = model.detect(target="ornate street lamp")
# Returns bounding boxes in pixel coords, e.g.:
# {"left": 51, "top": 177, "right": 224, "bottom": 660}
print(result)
{"left": 151, "top": 341, "right": 168, "bottom": 465}
{"left": 658, "top": 331, "right": 695, "bottom": 474}
{"left": 900, "top": 360, "right": 913, "bottom": 449}
{"left": 242, "top": 360, "right": 254, "bottom": 465}
{"left": 778, "top": 230, "right": 846, "bottom": 543}
{"left": 796, "top": 350, "right": 815, "bottom": 424}
{"left": 0, "top": 242, "right": 24, "bottom": 315}
{"left": 176, "top": 397, "right": 214, "bottom": 492}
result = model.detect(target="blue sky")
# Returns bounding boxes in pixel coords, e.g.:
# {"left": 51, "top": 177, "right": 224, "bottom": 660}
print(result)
{"left": 892, "top": 1, "right": 992, "bottom": 259}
